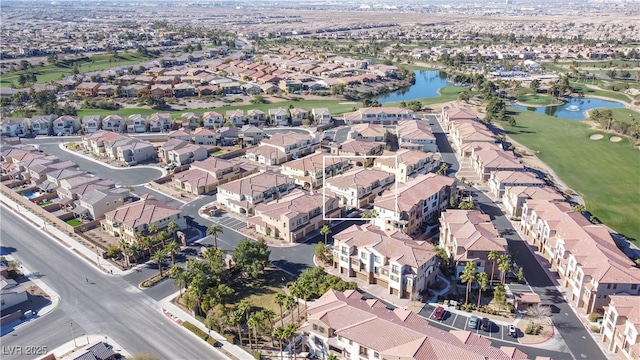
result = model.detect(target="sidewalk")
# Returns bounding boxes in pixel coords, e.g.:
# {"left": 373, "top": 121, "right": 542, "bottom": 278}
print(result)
{"left": 0, "top": 193, "right": 125, "bottom": 276}
{"left": 0, "top": 254, "right": 60, "bottom": 336}
{"left": 160, "top": 293, "right": 255, "bottom": 360}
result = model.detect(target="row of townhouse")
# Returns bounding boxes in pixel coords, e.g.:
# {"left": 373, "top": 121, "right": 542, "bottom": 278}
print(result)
{"left": 372, "top": 149, "right": 441, "bottom": 183}
{"left": 172, "top": 157, "right": 258, "bottom": 196}
{"left": 81, "top": 130, "right": 155, "bottom": 165}
{"left": 1, "top": 115, "right": 79, "bottom": 137}
{"left": 199, "top": 107, "right": 331, "bottom": 128}
{"left": 348, "top": 120, "right": 437, "bottom": 153}
{"left": 0, "top": 144, "right": 139, "bottom": 222}
{"left": 325, "top": 168, "right": 396, "bottom": 210}
{"left": 216, "top": 171, "right": 298, "bottom": 216}
{"left": 602, "top": 295, "right": 640, "bottom": 360}
{"left": 519, "top": 199, "right": 640, "bottom": 315}
{"left": 246, "top": 189, "right": 341, "bottom": 243}
{"left": 305, "top": 289, "right": 536, "bottom": 360}
{"left": 343, "top": 107, "right": 414, "bottom": 125}
{"left": 244, "top": 132, "right": 319, "bottom": 166}
{"left": 439, "top": 209, "right": 509, "bottom": 282}
{"left": 101, "top": 194, "right": 186, "bottom": 242}
{"left": 280, "top": 152, "right": 353, "bottom": 189}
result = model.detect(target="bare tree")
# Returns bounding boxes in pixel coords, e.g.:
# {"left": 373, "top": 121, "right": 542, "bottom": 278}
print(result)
{"left": 527, "top": 304, "right": 551, "bottom": 328}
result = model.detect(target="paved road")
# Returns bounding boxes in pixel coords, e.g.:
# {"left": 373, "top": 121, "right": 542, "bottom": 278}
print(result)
{"left": 0, "top": 209, "right": 224, "bottom": 360}
{"left": 39, "top": 144, "right": 162, "bottom": 186}
{"left": 428, "top": 115, "right": 605, "bottom": 360}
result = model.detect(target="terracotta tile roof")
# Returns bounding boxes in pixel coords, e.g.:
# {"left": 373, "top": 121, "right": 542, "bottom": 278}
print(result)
{"left": 325, "top": 168, "right": 394, "bottom": 191}
{"left": 474, "top": 149, "right": 523, "bottom": 170}
{"left": 491, "top": 171, "right": 545, "bottom": 186}
{"left": 504, "top": 186, "right": 564, "bottom": 201}
{"left": 104, "top": 194, "right": 181, "bottom": 228}
{"left": 375, "top": 173, "right": 455, "bottom": 212}
{"left": 190, "top": 157, "right": 240, "bottom": 174}
{"left": 396, "top": 120, "right": 435, "bottom": 140}
{"left": 261, "top": 132, "right": 313, "bottom": 148}
{"left": 442, "top": 210, "right": 508, "bottom": 257}
{"left": 248, "top": 145, "right": 286, "bottom": 161}
{"left": 253, "top": 189, "right": 335, "bottom": 220}
{"left": 218, "top": 171, "right": 294, "bottom": 198}
{"left": 333, "top": 139, "right": 384, "bottom": 155}
{"left": 445, "top": 107, "right": 478, "bottom": 120}
{"left": 608, "top": 295, "right": 640, "bottom": 332}
{"left": 282, "top": 152, "right": 349, "bottom": 175}
{"left": 173, "top": 168, "right": 218, "bottom": 188}
{"left": 349, "top": 123, "right": 387, "bottom": 137}
{"left": 308, "top": 289, "right": 524, "bottom": 360}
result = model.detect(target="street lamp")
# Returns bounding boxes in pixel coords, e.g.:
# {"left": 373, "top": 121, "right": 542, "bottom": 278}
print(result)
{"left": 70, "top": 322, "right": 77, "bottom": 348}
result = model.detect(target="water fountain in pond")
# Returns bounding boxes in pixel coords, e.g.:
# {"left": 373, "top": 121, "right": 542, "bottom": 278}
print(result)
{"left": 566, "top": 104, "right": 580, "bottom": 112}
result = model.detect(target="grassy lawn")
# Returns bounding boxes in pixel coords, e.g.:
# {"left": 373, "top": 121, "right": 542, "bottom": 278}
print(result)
{"left": 38, "top": 200, "right": 53, "bottom": 207}
{"left": 571, "top": 83, "right": 632, "bottom": 104}
{"left": 609, "top": 108, "right": 640, "bottom": 124}
{"left": 516, "top": 94, "right": 556, "bottom": 105}
{"left": 65, "top": 218, "right": 83, "bottom": 227}
{"left": 1, "top": 53, "right": 152, "bottom": 88}
{"left": 504, "top": 109, "right": 640, "bottom": 244}
{"left": 229, "top": 268, "right": 294, "bottom": 314}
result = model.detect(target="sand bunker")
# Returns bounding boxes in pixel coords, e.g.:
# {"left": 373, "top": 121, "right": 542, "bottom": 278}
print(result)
{"left": 590, "top": 134, "right": 604, "bottom": 140}
{"left": 610, "top": 136, "right": 622, "bottom": 142}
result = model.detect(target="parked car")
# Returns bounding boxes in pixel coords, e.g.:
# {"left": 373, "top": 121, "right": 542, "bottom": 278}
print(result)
{"left": 433, "top": 306, "right": 445, "bottom": 320}
{"left": 468, "top": 316, "right": 480, "bottom": 329}
{"left": 480, "top": 318, "right": 491, "bottom": 331}
{"left": 508, "top": 324, "right": 517, "bottom": 338}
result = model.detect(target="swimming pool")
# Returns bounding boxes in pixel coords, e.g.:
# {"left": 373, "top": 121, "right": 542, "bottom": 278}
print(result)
{"left": 24, "top": 191, "right": 41, "bottom": 199}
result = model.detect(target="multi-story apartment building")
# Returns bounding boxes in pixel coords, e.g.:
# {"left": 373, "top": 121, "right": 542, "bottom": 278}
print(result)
{"left": 245, "top": 132, "right": 319, "bottom": 166}
{"left": 216, "top": 171, "right": 297, "bottom": 215}
{"left": 471, "top": 148, "right": 524, "bottom": 181}
{"left": 101, "top": 194, "right": 186, "bottom": 242}
{"left": 502, "top": 186, "right": 564, "bottom": 218}
{"left": 325, "top": 168, "right": 395, "bottom": 209}
{"left": 441, "top": 107, "right": 478, "bottom": 131}
{"left": 173, "top": 157, "right": 257, "bottom": 195}
{"left": 332, "top": 223, "right": 438, "bottom": 299}
{"left": 348, "top": 123, "right": 388, "bottom": 142}
{"left": 373, "top": 173, "right": 456, "bottom": 236}
{"left": 372, "top": 149, "right": 440, "bottom": 183}
{"left": 602, "top": 295, "right": 640, "bottom": 360}
{"left": 396, "top": 120, "right": 437, "bottom": 152}
{"left": 488, "top": 171, "right": 545, "bottom": 199}
{"left": 342, "top": 107, "right": 413, "bottom": 125}
{"left": 520, "top": 200, "right": 640, "bottom": 314}
{"left": 440, "top": 210, "right": 508, "bottom": 281}
{"left": 280, "top": 152, "right": 352, "bottom": 189}
{"left": 306, "top": 289, "right": 528, "bottom": 360}
{"left": 247, "top": 189, "right": 341, "bottom": 243}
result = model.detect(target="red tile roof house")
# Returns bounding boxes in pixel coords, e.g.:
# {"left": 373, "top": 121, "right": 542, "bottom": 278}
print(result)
{"left": 325, "top": 168, "right": 395, "bottom": 210}
{"left": 280, "top": 152, "right": 352, "bottom": 189}
{"left": 246, "top": 189, "right": 341, "bottom": 243}
{"left": 396, "top": 120, "right": 438, "bottom": 152}
{"left": 450, "top": 120, "right": 496, "bottom": 155}
{"left": 172, "top": 157, "right": 257, "bottom": 195}
{"left": 166, "top": 143, "right": 208, "bottom": 167}
{"left": 101, "top": 194, "right": 186, "bottom": 242}
{"left": 602, "top": 295, "right": 640, "bottom": 360}
{"left": 373, "top": 149, "right": 441, "bottom": 183}
{"left": 148, "top": 113, "right": 172, "bottom": 132}
{"left": 348, "top": 123, "right": 388, "bottom": 143}
{"left": 192, "top": 127, "right": 217, "bottom": 146}
{"left": 331, "top": 224, "right": 439, "bottom": 299}
{"left": 225, "top": 109, "right": 245, "bottom": 127}
{"left": 470, "top": 148, "right": 524, "bottom": 182}
{"left": 216, "top": 171, "right": 297, "bottom": 216}
{"left": 342, "top": 107, "right": 413, "bottom": 125}
{"left": 203, "top": 111, "right": 224, "bottom": 128}
{"left": 487, "top": 170, "right": 546, "bottom": 199}
{"left": 246, "top": 132, "right": 319, "bottom": 166}
{"left": 116, "top": 139, "right": 156, "bottom": 166}
{"left": 519, "top": 200, "right": 640, "bottom": 314}
{"left": 373, "top": 173, "right": 456, "bottom": 236}
{"left": 441, "top": 106, "right": 478, "bottom": 131}
{"left": 439, "top": 210, "right": 508, "bottom": 282}
{"left": 501, "top": 186, "right": 564, "bottom": 218}
{"left": 305, "top": 289, "right": 529, "bottom": 360}
{"left": 81, "top": 130, "right": 128, "bottom": 156}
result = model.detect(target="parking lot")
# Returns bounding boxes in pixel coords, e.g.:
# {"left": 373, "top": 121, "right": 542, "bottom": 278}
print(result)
{"left": 212, "top": 213, "right": 246, "bottom": 230}
{"left": 419, "top": 304, "right": 520, "bottom": 344}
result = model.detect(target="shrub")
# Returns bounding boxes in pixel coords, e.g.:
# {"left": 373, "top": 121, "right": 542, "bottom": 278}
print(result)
{"left": 588, "top": 313, "right": 603, "bottom": 322}
{"left": 590, "top": 326, "right": 600, "bottom": 333}
{"left": 183, "top": 321, "right": 220, "bottom": 347}
{"left": 106, "top": 245, "right": 121, "bottom": 259}
{"left": 253, "top": 350, "right": 261, "bottom": 360}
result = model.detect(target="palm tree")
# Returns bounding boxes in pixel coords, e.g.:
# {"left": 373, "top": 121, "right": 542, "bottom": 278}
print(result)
{"left": 119, "top": 238, "right": 131, "bottom": 268}
{"left": 274, "top": 293, "right": 287, "bottom": 327}
{"left": 460, "top": 261, "right": 477, "bottom": 306}
{"left": 151, "top": 248, "right": 168, "bottom": 277}
{"left": 149, "top": 223, "right": 159, "bottom": 242}
{"left": 498, "top": 254, "right": 511, "bottom": 285}
{"left": 273, "top": 326, "right": 286, "bottom": 360}
{"left": 476, "top": 272, "right": 489, "bottom": 308}
{"left": 248, "top": 312, "right": 261, "bottom": 351}
{"left": 288, "top": 283, "right": 303, "bottom": 321}
{"left": 229, "top": 310, "right": 244, "bottom": 347}
{"left": 320, "top": 225, "right": 331, "bottom": 246}
{"left": 206, "top": 223, "right": 224, "bottom": 250}
{"left": 169, "top": 265, "right": 187, "bottom": 296}
{"left": 142, "top": 236, "right": 155, "bottom": 257}
{"left": 487, "top": 250, "right": 499, "bottom": 287}
{"left": 129, "top": 242, "right": 142, "bottom": 266}
{"left": 285, "top": 323, "right": 298, "bottom": 360}
{"left": 285, "top": 295, "right": 297, "bottom": 324}
{"left": 168, "top": 220, "right": 179, "bottom": 243}
{"left": 157, "top": 230, "right": 169, "bottom": 247}
{"left": 260, "top": 309, "right": 276, "bottom": 347}
{"left": 166, "top": 241, "right": 180, "bottom": 266}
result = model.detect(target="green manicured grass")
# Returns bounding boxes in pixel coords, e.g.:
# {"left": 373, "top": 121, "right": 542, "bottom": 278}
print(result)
{"left": 1, "top": 53, "right": 152, "bottom": 88}
{"left": 572, "top": 83, "right": 632, "bottom": 104}
{"left": 609, "top": 108, "right": 640, "bottom": 124}
{"left": 504, "top": 109, "right": 640, "bottom": 244}
{"left": 229, "top": 268, "right": 294, "bottom": 314}
{"left": 516, "top": 94, "right": 556, "bottom": 105}
{"left": 38, "top": 200, "right": 53, "bottom": 207}
{"left": 65, "top": 218, "right": 83, "bottom": 227}
{"left": 77, "top": 107, "right": 160, "bottom": 118}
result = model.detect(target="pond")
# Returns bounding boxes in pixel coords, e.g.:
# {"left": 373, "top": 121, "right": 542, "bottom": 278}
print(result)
{"left": 510, "top": 97, "right": 625, "bottom": 119}
{"left": 376, "top": 70, "right": 451, "bottom": 103}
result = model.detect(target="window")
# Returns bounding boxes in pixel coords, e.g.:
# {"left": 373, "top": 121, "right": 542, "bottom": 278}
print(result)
{"left": 319, "top": 326, "right": 325, "bottom": 333}
{"left": 632, "top": 284, "right": 638, "bottom": 290}
{"left": 313, "top": 324, "right": 318, "bottom": 331}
